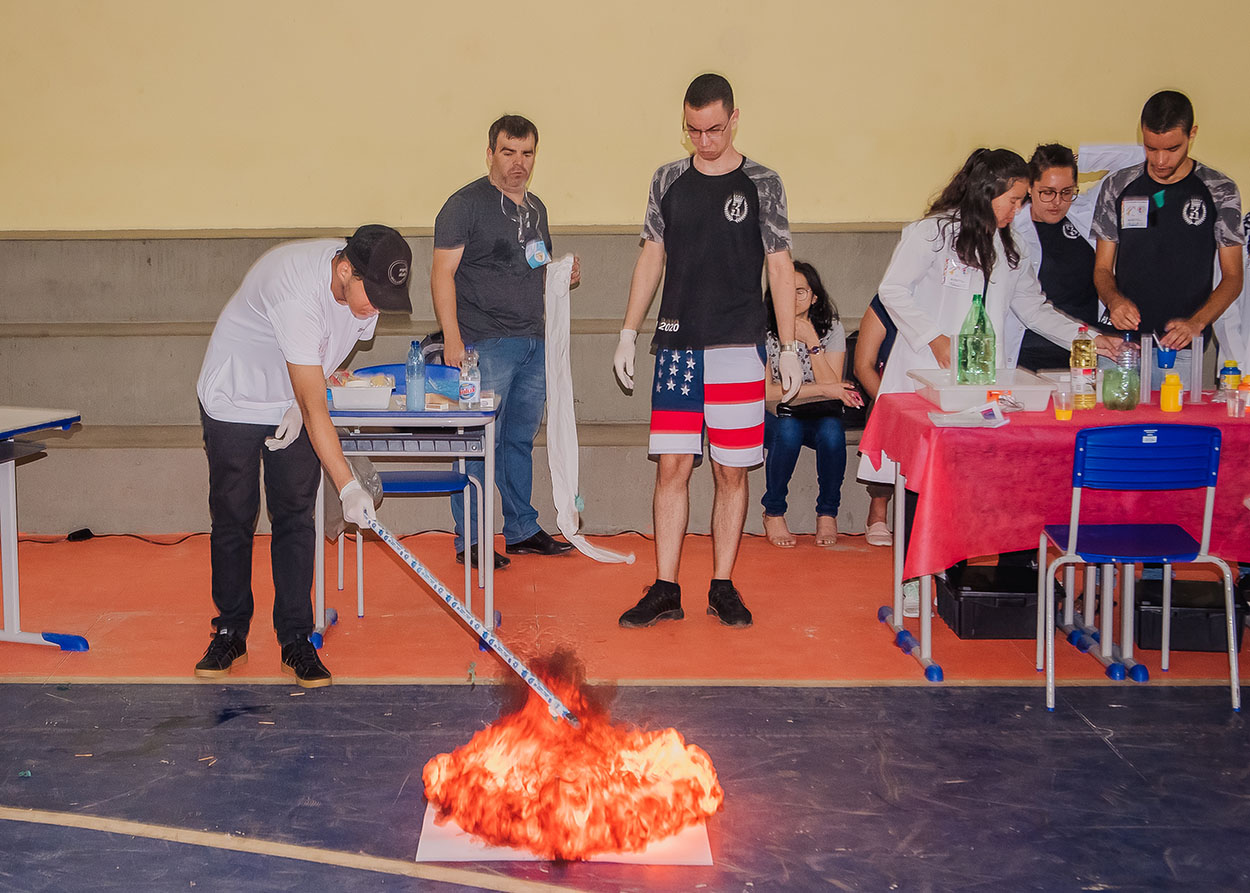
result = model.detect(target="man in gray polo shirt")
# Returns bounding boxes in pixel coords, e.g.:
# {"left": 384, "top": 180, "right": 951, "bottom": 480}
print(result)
{"left": 431, "top": 115, "right": 580, "bottom": 569}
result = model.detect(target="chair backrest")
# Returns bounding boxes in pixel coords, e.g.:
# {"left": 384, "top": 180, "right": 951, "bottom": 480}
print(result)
{"left": 1073, "top": 424, "right": 1221, "bottom": 491}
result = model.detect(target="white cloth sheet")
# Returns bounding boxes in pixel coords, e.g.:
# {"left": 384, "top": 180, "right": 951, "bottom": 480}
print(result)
{"left": 543, "top": 255, "right": 634, "bottom": 564}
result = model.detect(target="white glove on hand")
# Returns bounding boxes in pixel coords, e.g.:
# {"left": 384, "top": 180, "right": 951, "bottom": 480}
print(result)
{"left": 265, "top": 404, "right": 303, "bottom": 451}
{"left": 778, "top": 351, "right": 803, "bottom": 402}
{"left": 340, "top": 479, "right": 374, "bottom": 527}
{"left": 613, "top": 329, "right": 637, "bottom": 390}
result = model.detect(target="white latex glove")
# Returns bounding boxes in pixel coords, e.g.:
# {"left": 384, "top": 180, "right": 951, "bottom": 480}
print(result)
{"left": 265, "top": 404, "right": 303, "bottom": 451}
{"left": 613, "top": 328, "right": 637, "bottom": 390}
{"left": 340, "top": 479, "right": 375, "bottom": 527}
{"left": 778, "top": 351, "right": 802, "bottom": 402}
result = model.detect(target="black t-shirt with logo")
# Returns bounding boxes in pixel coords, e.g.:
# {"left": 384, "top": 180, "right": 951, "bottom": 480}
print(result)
{"left": 641, "top": 156, "right": 792, "bottom": 350}
{"left": 1017, "top": 217, "right": 1100, "bottom": 371}
{"left": 1091, "top": 161, "right": 1243, "bottom": 338}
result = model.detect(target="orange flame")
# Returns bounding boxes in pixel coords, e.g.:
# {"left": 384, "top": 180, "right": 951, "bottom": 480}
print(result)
{"left": 423, "top": 657, "right": 723, "bottom": 860}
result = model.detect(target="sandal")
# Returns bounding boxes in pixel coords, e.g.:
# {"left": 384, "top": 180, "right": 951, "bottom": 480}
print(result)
{"left": 865, "top": 521, "right": 893, "bottom": 547}
{"left": 762, "top": 513, "right": 796, "bottom": 548}
{"left": 815, "top": 515, "right": 838, "bottom": 547}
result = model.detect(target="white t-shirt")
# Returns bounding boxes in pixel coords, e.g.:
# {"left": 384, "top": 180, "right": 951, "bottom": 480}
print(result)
{"left": 197, "top": 240, "right": 379, "bottom": 425}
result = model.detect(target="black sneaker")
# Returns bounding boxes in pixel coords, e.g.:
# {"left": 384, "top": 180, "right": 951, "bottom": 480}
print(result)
{"left": 456, "top": 545, "right": 511, "bottom": 570}
{"left": 194, "top": 629, "right": 247, "bottom": 678}
{"left": 618, "top": 582, "right": 684, "bottom": 628}
{"left": 506, "top": 530, "right": 574, "bottom": 556}
{"left": 280, "top": 638, "right": 332, "bottom": 689}
{"left": 707, "top": 581, "right": 753, "bottom": 628}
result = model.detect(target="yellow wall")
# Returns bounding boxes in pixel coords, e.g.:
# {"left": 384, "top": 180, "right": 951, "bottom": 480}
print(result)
{"left": 3, "top": 0, "right": 1248, "bottom": 232}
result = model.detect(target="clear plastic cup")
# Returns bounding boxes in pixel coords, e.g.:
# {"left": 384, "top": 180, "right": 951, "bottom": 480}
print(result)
{"left": 1229, "top": 390, "right": 1247, "bottom": 419}
{"left": 1053, "top": 387, "right": 1074, "bottom": 420}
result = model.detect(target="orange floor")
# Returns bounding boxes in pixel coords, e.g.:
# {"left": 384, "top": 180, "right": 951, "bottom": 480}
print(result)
{"left": 3, "top": 532, "right": 1245, "bottom": 687}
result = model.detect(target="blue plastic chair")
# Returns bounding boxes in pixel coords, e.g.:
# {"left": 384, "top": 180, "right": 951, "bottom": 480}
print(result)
{"left": 335, "top": 364, "right": 485, "bottom": 617}
{"left": 1037, "top": 424, "right": 1240, "bottom": 711}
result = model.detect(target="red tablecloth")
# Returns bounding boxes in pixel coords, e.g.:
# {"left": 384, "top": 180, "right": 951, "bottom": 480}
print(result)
{"left": 859, "top": 395, "right": 1250, "bottom": 578}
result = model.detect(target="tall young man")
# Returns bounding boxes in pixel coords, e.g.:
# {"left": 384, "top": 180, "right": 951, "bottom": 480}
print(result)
{"left": 195, "top": 225, "right": 412, "bottom": 687}
{"left": 1091, "top": 90, "right": 1245, "bottom": 387}
{"left": 613, "top": 73, "right": 801, "bottom": 630}
{"left": 431, "top": 116, "right": 580, "bottom": 570}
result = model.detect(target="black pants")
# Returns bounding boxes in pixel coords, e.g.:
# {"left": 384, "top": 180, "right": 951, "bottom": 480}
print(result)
{"left": 200, "top": 404, "right": 320, "bottom": 645}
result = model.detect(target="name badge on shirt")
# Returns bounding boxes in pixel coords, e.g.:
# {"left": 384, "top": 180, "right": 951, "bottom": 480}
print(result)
{"left": 1121, "top": 196, "right": 1149, "bottom": 229}
{"left": 942, "top": 258, "right": 973, "bottom": 290}
{"left": 525, "top": 238, "right": 550, "bottom": 269}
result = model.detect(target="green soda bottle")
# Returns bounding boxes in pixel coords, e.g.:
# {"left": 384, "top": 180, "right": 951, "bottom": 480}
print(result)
{"left": 956, "top": 293, "right": 996, "bottom": 385}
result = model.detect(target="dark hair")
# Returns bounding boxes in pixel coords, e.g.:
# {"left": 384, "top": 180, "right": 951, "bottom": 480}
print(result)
{"left": 488, "top": 115, "right": 538, "bottom": 152}
{"left": 684, "top": 73, "right": 734, "bottom": 114}
{"left": 765, "top": 260, "right": 839, "bottom": 339}
{"left": 926, "top": 148, "right": 1029, "bottom": 280}
{"left": 1028, "top": 143, "right": 1077, "bottom": 183}
{"left": 1141, "top": 90, "right": 1194, "bottom": 134}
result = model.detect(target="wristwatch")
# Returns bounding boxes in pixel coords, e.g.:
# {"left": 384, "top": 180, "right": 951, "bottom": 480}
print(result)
{"left": 808, "top": 344, "right": 825, "bottom": 356}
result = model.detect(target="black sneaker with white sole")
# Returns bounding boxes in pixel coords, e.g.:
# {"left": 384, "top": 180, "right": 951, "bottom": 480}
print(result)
{"left": 281, "top": 638, "right": 332, "bottom": 688}
{"left": 194, "top": 629, "right": 247, "bottom": 677}
{"left": 618, "top": 581, "right": 684, "bottom": 628}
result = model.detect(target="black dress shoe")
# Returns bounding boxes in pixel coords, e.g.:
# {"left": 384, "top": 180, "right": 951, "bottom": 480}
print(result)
{"left": 456, "top": 545, "right": 511, "bottom": 570}
{"left": 505, "top": 530, "right": 574, "bottom": 556}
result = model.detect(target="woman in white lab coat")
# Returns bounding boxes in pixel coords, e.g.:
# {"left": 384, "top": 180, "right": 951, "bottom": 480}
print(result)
{"left": 875, "top": 148, "right": 1114, "bottom": 398}
{"left": 860, "top": 148, "right": 1114, "bottom": 611}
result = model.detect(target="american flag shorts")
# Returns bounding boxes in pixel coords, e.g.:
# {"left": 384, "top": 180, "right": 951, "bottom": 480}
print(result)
{"left": 648, "top": 345, "right": 765, "bottom": 467}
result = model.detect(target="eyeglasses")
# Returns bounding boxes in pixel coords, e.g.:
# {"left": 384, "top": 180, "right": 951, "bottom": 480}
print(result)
{"left": 795, "top": 287, "right": 812, "bottom": 298}
{"left": 1035, "top": 187, "right": 1079, "bottom": 203}
{"left": 684, "top": 121, "right": 730, "bottom": 140}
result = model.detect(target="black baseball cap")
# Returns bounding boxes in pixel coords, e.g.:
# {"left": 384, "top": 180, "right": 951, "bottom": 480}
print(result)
{"left": 342, "top": 224, "right": 413, "bottom": 313}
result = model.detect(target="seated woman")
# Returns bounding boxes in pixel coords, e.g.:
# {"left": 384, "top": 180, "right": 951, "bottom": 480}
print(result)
{"left": 761, "top": 260, "right": 863, "bottom": 548}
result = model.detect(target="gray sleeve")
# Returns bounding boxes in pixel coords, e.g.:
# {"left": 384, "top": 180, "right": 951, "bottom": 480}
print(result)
{"left": 1089, "top": 167, "right": 1132, "bottom": 243}
{"left": 745, "top": 160, "right": 793, "bottom": 254}
{"left": 640, "top": 160, "right": 686, "bottom": 244}
{"left": 1196, "top": 165, "right": 1245, "bottom": 248}
{"left": 822, "top": 321, "right": 847, "bottom": 354}
{"left": 433, "top": 191, "right": 471, "bottom": 250}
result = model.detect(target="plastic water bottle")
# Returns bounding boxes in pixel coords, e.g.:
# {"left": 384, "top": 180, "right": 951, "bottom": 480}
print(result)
{"left": 956, "top": 293, "right": 995, "bottom": 385}
{"left": 1102, "top": 333, "right": 1140, "bottom": 411}
{"left": 405, "top": 340, "right": 424, "bottom": 411}
{"left": 459, "top": 345, "right": 481, "bottom": 409}
{"left": 1070, "top": 325, "right": 1097, "bottom": 410}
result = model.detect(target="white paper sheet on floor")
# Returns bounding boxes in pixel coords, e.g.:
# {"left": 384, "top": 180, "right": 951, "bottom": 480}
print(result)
{"left": 543, "top": 254, "right": 634, "bottom": 564}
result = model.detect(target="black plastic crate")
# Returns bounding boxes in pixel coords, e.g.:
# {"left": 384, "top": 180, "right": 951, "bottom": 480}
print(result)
{"left": 936, "top": 565, "right": 1063, "bottom": 640}
{"left": 1134, "top": 580, "right": 1248, "bottom": 653}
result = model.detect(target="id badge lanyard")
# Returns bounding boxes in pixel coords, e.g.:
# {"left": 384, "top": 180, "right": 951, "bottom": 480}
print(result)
{"left": 502, "top": 191, "right": 550, "bottom": 268}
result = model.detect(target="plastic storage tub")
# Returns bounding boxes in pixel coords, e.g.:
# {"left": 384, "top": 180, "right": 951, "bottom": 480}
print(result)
{"left": 908, "top": 368, "right": 1055, "bottom": 412}
{"left": 329, "top": 376, "right": 394, "bottom": 409}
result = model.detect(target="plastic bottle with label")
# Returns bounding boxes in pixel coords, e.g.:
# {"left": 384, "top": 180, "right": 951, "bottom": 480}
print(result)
{"left": 1160, "top": 373, "right": 1183, "bottom": 412}
{"left": 1102, "top": 333, "right": 1140, "bottom": 411}
{"left": 459, "top": 345, "right": 481, "bottom": 409}
{"left": 1069, "top": 325, "right": 1097, "bottom": 410}
{"left": 955, "top": 293, "right": 995, "bottom": 385}
{"left": 405, "top": 340, "right": 424, "bottom": 411}
{"left": 1219, "top": 360, "right": 1242, "bottom": 399}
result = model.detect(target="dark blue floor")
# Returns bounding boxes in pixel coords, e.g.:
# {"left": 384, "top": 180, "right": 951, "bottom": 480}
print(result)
{"left": 1, "top": 682, "right": 1248, "bottom": 891}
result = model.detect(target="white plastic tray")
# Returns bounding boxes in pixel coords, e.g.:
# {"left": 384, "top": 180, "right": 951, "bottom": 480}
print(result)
{"left": 908, "top": 368, "right": 1055, "bottom": 412}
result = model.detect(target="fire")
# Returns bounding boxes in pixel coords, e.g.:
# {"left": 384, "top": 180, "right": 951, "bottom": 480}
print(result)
{"left": 422, "top": 656, "right": 724, "bottom": 860}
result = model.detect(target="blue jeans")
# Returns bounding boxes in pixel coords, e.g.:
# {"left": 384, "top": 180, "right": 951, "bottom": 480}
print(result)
{"left": 452, "top": 336, "right": 545, "bottom": 551}
{"left": 761, "top": 412, "right": 846, "bottom": 518}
